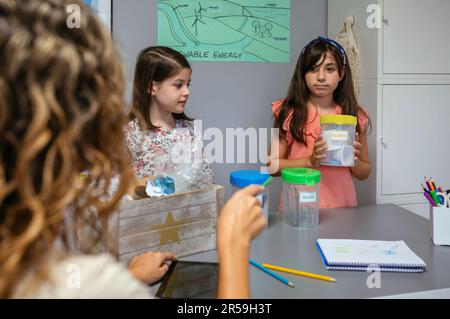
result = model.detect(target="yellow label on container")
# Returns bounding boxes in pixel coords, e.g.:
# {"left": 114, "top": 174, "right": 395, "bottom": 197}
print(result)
{"left": 331, "top": 131, "right": 348, "bottom": 142}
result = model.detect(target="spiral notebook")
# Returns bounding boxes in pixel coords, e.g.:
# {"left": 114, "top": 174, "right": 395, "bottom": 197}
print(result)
{"left": 316, "top": 239, "right": 427, "bottom": 273}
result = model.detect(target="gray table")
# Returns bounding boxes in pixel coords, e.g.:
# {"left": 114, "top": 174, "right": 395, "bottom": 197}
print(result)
{"left": 182, "top": 204, "right": 450, "bottom": 298}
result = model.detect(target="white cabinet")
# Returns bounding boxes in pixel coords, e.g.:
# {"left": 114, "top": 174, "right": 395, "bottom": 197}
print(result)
{"left": 383, "top": 0, "right": 450, "bottom": 74}
{"left": 328, "top": 0, "right": 450, "bottom": 216}
{"left": 381, "top": 85, "right": 450, "bottom": 195}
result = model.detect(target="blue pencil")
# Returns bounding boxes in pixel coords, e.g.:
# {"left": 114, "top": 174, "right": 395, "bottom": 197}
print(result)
{"left": 249, "top": 259, "right": 295, "bottom": 288}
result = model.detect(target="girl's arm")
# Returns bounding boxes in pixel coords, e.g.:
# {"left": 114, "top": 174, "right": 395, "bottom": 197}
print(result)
{"left": 351, "top": 133, "right": 371, "bottom": 180}
{"left": 268, "top": 137, "right": 310, "bottom": 175}
{"left": 267, "top": 121, "right": 326, "bottom": 175}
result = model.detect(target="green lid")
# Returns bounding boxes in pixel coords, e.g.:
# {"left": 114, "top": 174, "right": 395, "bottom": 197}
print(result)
{"left": 320, "top": 114, "right": 357, "bottom": 126}
{"left": 281, "top": 168, "right": 321, "bottom": 185}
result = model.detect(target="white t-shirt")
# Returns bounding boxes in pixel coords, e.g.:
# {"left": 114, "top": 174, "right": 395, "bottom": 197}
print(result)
{"left": 13, "top": 253, "right": 154, "bottom": 299}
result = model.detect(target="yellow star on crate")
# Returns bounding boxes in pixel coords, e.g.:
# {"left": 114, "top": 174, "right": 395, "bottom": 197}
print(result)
{"left": 153, "top": 211, "right": 186, "bottom": 245}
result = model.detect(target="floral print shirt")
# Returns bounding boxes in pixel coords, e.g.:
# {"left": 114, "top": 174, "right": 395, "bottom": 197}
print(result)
{"left": 125, "top": 119, "right": 215, "bottom": 185}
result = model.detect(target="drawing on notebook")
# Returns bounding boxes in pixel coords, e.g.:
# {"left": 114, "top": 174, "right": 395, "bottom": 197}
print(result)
{"left": 316, "top": 239, "right": 427, "bottom": 273}
{"left": 335, "top": 247, "right": 350, "bottom": 253}
{"left": 383, "top": 244, "right": 399, "bottom": 256}
{"left": 333, "top": 243, "right": 398, "bottom": 255}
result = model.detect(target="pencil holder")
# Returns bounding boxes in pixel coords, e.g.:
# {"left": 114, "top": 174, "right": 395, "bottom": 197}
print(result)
{"left": 430, "top": 206, "right": 450, "bottom": 246}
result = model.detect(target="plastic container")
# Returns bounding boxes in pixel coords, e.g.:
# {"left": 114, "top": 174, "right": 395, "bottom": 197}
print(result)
{"left": 230, "top": 170, "right": 270, "bottom": 228}
{"left": 281, "top": 168, "right": 320, "bottom": 229}
{"left": 320, "top": 115, "right": 357, "bottom": 167}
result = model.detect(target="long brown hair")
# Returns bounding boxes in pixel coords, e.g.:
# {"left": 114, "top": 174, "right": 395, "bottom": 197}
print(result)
{"left": 129, "top": 46, "right": 193, "bottom": 130}
{"left": 0, "top": 0, "right": 134, "bottom": 297}
{"left": 276, "top": 38, "right": 371, "bottom": 145}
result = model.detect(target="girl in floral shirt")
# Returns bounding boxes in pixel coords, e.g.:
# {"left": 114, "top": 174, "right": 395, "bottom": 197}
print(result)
{"left": 125, "top": 46, "right": 214, "bottom": 184}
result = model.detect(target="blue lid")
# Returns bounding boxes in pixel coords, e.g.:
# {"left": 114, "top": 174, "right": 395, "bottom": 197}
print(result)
{"left": 229, "top": 170, "right": 270, "bottom": 188}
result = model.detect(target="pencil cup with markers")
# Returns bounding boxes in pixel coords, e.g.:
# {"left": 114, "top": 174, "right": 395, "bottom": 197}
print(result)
{"left": 230, "top": 170, "right": 271, "bottom": 229}
{"left": 422, "top": 178, "right": 450, "bottom": 245}
{"left": 281, "top": 168, "right": 320, "bottom": 229}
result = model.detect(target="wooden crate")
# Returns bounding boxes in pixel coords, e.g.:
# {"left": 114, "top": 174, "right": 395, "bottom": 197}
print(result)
{"left": 106, "top": 184, "right": 224, "bottom": 264}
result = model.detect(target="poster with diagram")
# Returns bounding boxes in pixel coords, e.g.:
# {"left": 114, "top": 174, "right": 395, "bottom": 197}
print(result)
{"left": 157, "top": 0, "right": 290, "bottom": 62}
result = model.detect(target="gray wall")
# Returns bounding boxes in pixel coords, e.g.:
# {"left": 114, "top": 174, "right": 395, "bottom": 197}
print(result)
{"left": 113, "top": 0, "right": 328, "bottom": 211}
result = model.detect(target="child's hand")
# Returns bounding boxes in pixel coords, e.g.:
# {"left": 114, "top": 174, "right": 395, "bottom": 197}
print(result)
{"left": 354, "top": 133, "right": 362, "bottom": 161}
{"left": 310, "top": 137, "right": 327, "bottom": 168}
{"left": 128, "top": 251, "right": 177, "bottom": 285}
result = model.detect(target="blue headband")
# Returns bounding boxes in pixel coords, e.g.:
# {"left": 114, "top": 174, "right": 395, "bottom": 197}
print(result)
{"left": 301, "top": 36, "right": 347, "bottom": 66}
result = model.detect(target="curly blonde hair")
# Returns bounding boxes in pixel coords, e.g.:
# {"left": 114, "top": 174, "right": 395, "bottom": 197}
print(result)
{"left": 0, "top": 0, "right": 134, "bottom": 297}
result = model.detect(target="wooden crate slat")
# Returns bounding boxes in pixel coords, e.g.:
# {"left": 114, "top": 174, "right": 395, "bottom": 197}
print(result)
{"left": 118, "top": 186, "right": 218, "bottom": 219}
{"left": 119, "top": 233, "right": 216, "bottom": 264}
{"left": 119, "top": 202, "right": 216, "bottom": 237}
{"left": 119, "top": 218, "right": 215, "bottom": 254}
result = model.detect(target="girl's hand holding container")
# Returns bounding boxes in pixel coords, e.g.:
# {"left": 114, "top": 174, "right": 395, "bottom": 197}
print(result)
{"left": 353, "top": 132, "right": 362, "bottom": 161}
{"left": 310, "top": 137, "right": 327, "bottom": 168}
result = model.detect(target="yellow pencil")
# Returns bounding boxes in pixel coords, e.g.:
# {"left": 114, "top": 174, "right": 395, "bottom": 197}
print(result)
{"left": 262, "top": 263, "right": 336, "bottom": 283}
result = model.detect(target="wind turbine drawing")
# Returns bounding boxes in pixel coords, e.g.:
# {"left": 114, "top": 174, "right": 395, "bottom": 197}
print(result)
{"left": 198, "top": 2, "right": 207, "bottom": 19}
{"left": 191, "top": 9, "right": 205, "bottom": 36}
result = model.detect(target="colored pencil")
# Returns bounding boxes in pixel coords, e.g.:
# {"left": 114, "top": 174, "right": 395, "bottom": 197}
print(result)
{"left": 262, "top": 263, "right": 337, "bottom": 283}
{"left": 249, "top": 259, "right": 294, "bottom": 288}
{"left": 424, "top": 177, "right": 432, "bottom": 191}
{"left": 430, "top": 177, "right": 438, "bottom": 191}
{"left": 424, "top": 191, "right": 437, "bottom": 207}
{"left": 261, "top": 176, "right": 273, "bottom": 187}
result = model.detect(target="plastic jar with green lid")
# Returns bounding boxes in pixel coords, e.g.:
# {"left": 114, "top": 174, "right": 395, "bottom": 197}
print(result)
{"left": 281, "top": 168, "right": 320, "bottom": 228}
